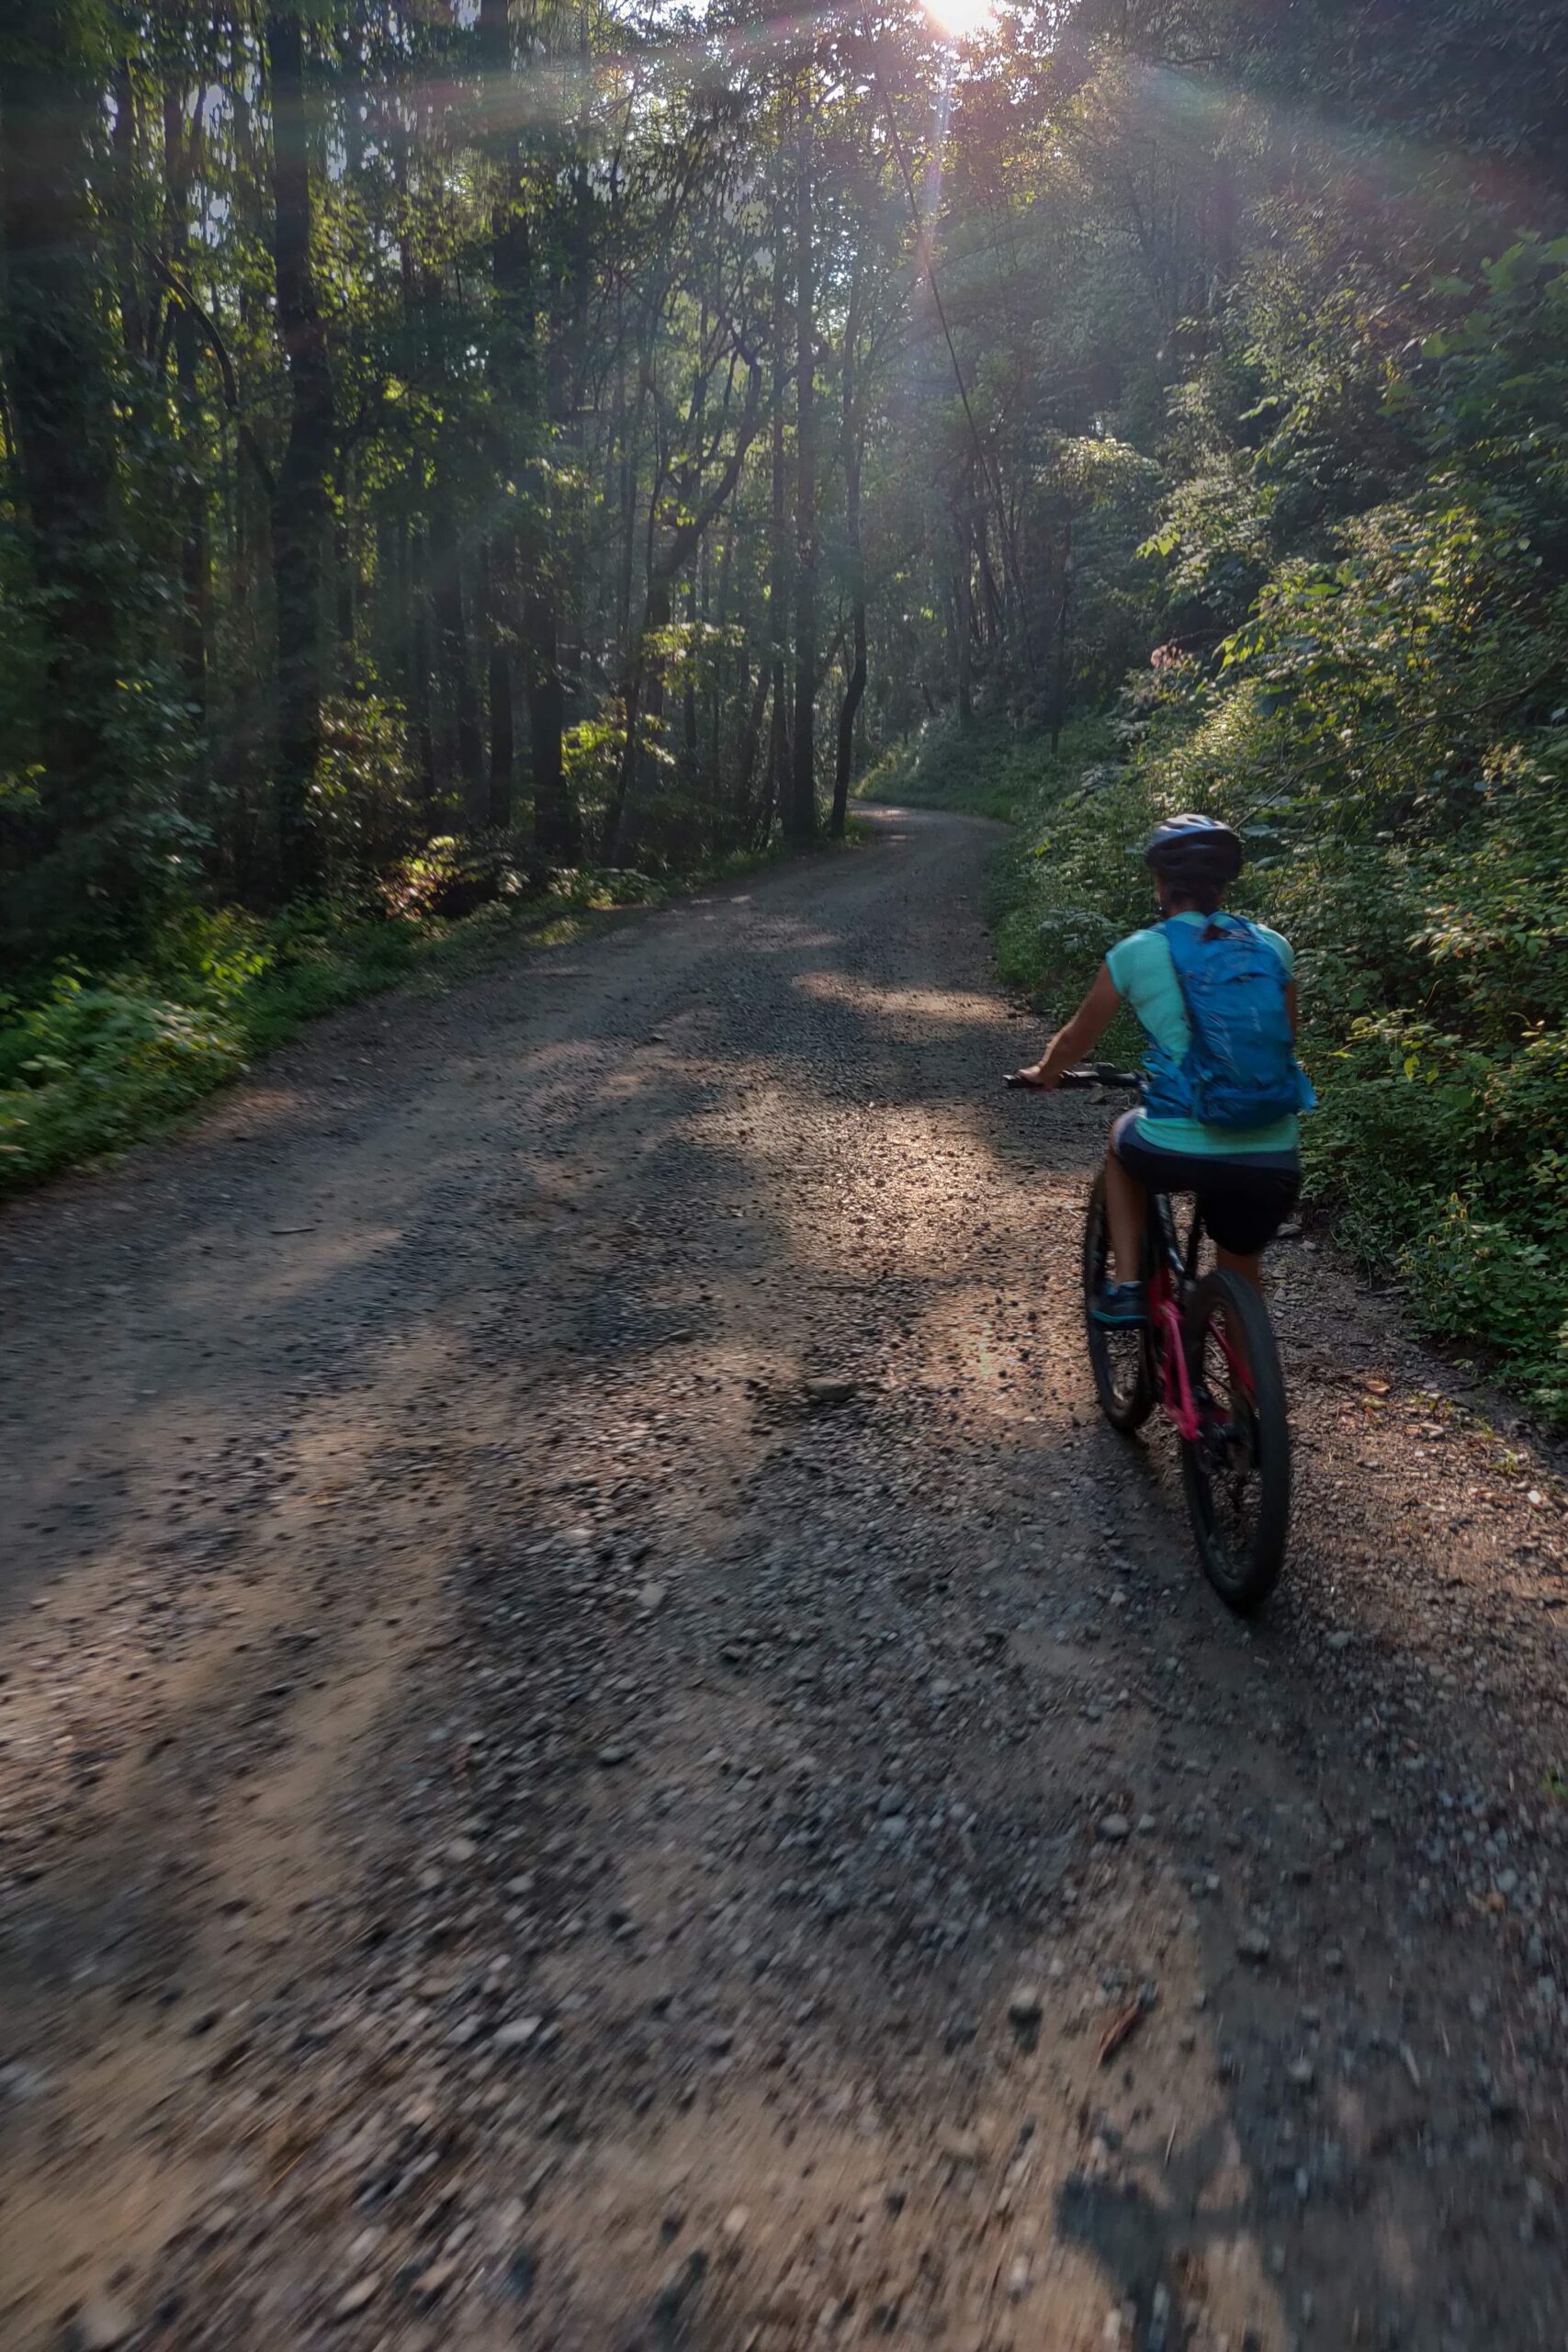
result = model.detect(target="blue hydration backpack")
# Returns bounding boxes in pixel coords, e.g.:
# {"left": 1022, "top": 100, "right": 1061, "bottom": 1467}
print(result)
{"left": 1145, "top": 914, "right": 1316, "bottom": 1131}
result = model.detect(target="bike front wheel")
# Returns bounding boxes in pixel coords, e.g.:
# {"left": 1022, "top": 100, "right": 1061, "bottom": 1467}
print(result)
{"left": 1179, "top": 1270, "right": 1291, "bottom": 1611}
{"left": 1082, "top": 1172, "right": 1156, "bottom": 1433}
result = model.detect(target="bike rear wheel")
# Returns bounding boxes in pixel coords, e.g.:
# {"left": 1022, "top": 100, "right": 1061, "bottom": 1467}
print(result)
{"left": 1082, "top": 1172, "right": 1155, "bottom": 1432}
{"left": 1179, "top": 1270, "right": 1291, "bottom": 1611}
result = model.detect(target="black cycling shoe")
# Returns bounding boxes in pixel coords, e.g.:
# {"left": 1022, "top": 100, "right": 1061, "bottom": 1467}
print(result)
{"left": 1090, "top": 1280, "right": 1147, "bottom": 1329}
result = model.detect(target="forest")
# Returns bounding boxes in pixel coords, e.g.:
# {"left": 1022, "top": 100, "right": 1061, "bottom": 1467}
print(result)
{"left": 2, "top": 0, "right": 1567, "bottom": 1407}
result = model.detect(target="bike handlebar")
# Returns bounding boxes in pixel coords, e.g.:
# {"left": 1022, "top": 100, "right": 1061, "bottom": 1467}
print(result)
{"left": 1004, "top": 1063, "right": 1141, "bottom": 1092}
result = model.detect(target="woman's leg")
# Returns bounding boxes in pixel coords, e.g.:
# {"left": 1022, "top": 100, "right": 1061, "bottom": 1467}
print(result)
{"left": 1213, "top": 1244, "right": 1263, "bottom": 1295}
{"left": 1104, "top": 1119, "right": 1147, "bottom": 1287}
{"left": 1203, "top": 1169, "right": 1298, "bottom": 1296}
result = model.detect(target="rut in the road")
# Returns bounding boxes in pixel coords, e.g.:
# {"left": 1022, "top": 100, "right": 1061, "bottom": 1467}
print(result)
{"left": 1, "top": 810, "right": 1565, "bottom": 2352}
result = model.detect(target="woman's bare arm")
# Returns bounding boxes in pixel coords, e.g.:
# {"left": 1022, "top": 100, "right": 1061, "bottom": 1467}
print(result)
{"left": 1013, "top": 963, "right": 1122, "bottom": 1090}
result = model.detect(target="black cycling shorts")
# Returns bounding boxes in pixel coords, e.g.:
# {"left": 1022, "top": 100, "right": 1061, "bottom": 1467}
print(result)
{"left": 1111, "top": 1111, "right": 1301, "bottom": 1257}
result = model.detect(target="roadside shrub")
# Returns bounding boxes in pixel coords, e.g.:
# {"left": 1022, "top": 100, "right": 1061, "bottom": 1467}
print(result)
{"left": 312, "top": 696, "right": 425, "bottom": 892}
{"left": 385, "top": 831, "right": 550, "bottom": 921}
{"left": 0, "top": 833, "right": 756, "bottom": 1196}
{"left": 973, "top": 235, "right": 1568, "bottom": 1419}
{"left": 860, "top": 711, "right": 1115, "bottom": 823}
{"left": 1404, "top": 1199, "right": 1568, "bottom": 1422}
{"left": 0, "top": 967, "right": 248, "bottom": 1182}
{"left": 986, "top": 654, "right": 1568, "bottom": 1416}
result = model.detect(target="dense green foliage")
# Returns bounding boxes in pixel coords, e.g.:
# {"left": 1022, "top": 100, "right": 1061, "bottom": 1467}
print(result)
{"left": 0, "top": 851, "right": 750, "bottom": 1190}
{"left": 978, "top": 218, "right": 1568, "bottom": 1412}
{"left": 856, "top": 714, "right": 1098, "bottom": 824}
{"left": 0, "top": 0, "right": 970, "bottom": 1173}
{"left": 867, "top": 2, "right": 1568, "bottom": 1421}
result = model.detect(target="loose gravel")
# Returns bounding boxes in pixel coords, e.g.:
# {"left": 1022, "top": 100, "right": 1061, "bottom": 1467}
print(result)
{"left": 2, "top": 808, "right": 1566, "bottom": 2351}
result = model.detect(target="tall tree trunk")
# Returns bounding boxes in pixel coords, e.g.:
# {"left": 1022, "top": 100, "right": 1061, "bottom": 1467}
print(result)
{"left": 485, "top": 533, "right": 516, "bottom": 828}
{"left": 1051, "top": 516, "right": 1074, "bottom": 753}
{"left": 682, "top": 569, "right": 700, "bottom": 792}
{"left": 639, "top": 563, "right": 667, "bottom": 815}
{"left": 1211, "top": 112, "right": 1238, "bottom": 307}
{"left": 266, "top": 6, "right": 333, "bottom": 894}
{"left": 471, "top": 535, "right": 495, "bottom": 822}
{"left": 407, "top": 526, "right": 437, "bottom": 805}
{"left": 428, "top": 495, "right": 485, "bottom": 818}
{"left": 787, "top": 86, "right": 817, "bottom": 847}
{"left": 831, "top": 270, "right": 866, "bottom": 842}
{"left": 481, "top": 0, "right": 560, "bottom": 847}
{"left": 603, "top": 356, "right": 641, "bottom": 865}
{"left": 710, "top": 510, "right": 734, "bottom": 824}
{"left": 555, "top": 145, "right": 594, "bottom": 852}
{"left": 527, "top": 583, "right": 568, "bottom": 848}
{"left": 976, "top": 521, "right": 1005, "bottom": 650}
{"left": 735, "top": 654, "right": 771, "bottom": 846}
{"left": 767, "top": 153, "right": 791, "bottom": 848}
{"left": 616, "top": 347, "right": 638, "bottom": 651}
{"left": 478, "top": 0, "right": 515, "bottom": 832}
{"left": 603, "top": 585, "right": 658, "bottom": 870}
{"left": 832, "top": 608, "right": 867, "bottom": 842}
{"left": 485, "top": 0, "right": 575, "bottom": 857}
{"left": 333, "top": 496, "right": 355, "bottom": 684}
{"left": 681, "top": 294, "right": 707, "bottom": 812}
{"left": 955, "top": 530, "right": 974, "bottom": 729}
{"left": 525, "top": 329, "right": 575, "bottom": 854}
{"left": 109, "top": 52, "right": 148, "bottom": 365}
{"left": 483, "top": 535, "right": 514, "bottom": 829}
{"left": 604, "top": 363, "right": 762, "bottom": 866}
{"left": 0, "top": 2, "right": 127, "bottom": 882}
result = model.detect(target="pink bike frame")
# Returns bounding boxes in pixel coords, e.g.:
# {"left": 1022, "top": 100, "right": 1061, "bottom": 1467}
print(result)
{"left": 1151, "top": 1259, "right": 1257, "bottom": 1444}
{"left": 1149, "top": 1269, "right": 1204, "bottom": 1442}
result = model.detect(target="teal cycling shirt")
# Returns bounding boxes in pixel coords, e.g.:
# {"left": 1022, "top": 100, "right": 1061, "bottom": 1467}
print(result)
{"left": 1105, "top": 911, "right": 1300, "bottom": 1158}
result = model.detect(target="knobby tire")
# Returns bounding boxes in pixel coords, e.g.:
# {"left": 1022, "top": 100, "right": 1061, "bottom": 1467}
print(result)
{"left": 1179, "top": 1269, "right": 1291, "bottom": 1611}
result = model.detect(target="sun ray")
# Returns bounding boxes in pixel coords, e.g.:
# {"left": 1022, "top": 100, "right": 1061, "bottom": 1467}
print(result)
{"left": 922, "top": 0, "right": 996, "bottom": 42}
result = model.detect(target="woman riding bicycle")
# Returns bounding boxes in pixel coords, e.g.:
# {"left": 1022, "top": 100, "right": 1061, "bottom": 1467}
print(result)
{"left": 1011, "top": 815, "right": 1313, "bottom": 1325}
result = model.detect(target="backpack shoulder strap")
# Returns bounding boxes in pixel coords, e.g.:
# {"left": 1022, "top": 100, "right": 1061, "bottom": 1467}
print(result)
{"left": 1166, "top": 911, "right": 1257, "bottom": 967}
{"left": 1161, "top": 917, "right": 1205, "bottom": 978}
{"left": 1159, "top": 923, "right": 1201, "bottom": 1047}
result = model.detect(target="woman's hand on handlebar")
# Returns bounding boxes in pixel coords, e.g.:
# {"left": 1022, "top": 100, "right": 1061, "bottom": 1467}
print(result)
{"left": 1008, "top": 1060, "right": 1142, "bottom": 1092}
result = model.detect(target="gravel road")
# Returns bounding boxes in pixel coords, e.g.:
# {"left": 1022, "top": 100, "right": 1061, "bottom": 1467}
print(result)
{"left": 3, "top": 807, "right": 1567, "bottom": 2352}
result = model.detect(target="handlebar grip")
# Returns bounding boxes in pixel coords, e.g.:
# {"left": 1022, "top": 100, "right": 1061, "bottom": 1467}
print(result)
{"left": 1057, "top": 1064, "right": 1141, "bottom": 1091}
{"left": 1004, "top": 1064, "right": 1141, "bottom": 1092}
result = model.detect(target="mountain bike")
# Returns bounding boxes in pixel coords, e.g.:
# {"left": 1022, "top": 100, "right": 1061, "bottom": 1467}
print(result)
{"left": 1008, "top": 1063, "right": 1291, "bottom": 1611}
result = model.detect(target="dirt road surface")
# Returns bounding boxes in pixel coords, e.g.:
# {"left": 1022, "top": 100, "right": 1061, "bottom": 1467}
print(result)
{"left": 3, "top": 808, "right": 1567, "bottom": 2352}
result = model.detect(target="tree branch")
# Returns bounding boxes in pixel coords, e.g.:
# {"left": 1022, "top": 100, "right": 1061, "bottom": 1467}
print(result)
{"left": 653, "top": 359, "right": 764, "bottom": 582}
{"left": 143, "top": 248, "right": 276, "bottom": 500}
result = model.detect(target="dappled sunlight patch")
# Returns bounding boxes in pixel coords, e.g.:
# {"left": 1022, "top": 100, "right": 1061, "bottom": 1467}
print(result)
{"left": 0, "top": 1409, "right": 397, "bottom": 1785}
{"left": 12, "top": 812, "right": 1562, "bottom": 2348}
{"left": 173, "top": 1218, "right": 412, "bottom": 1315}
{"left": 201, "top": 1080, "right": 313, "bottom": 1133}
{"left": 792, "top": 970, "right": 1008, "bottom": 1030}
{"left": 665, "top": 909, "right": 850, "bottom": 956}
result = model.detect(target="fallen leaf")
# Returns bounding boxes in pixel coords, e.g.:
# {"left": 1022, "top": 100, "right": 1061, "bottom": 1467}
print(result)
{"left": 1098, "top": 2002, "right": 1145, "bottom": 2067}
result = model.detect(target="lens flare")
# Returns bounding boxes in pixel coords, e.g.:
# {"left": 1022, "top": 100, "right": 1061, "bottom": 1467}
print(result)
{"left": 923, "top": 0, "right": 995, "bottom": 40}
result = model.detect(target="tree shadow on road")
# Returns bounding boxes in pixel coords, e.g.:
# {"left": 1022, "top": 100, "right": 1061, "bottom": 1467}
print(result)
{"left": 0, "top": 812, "right": 1562, "bottom": 2350}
